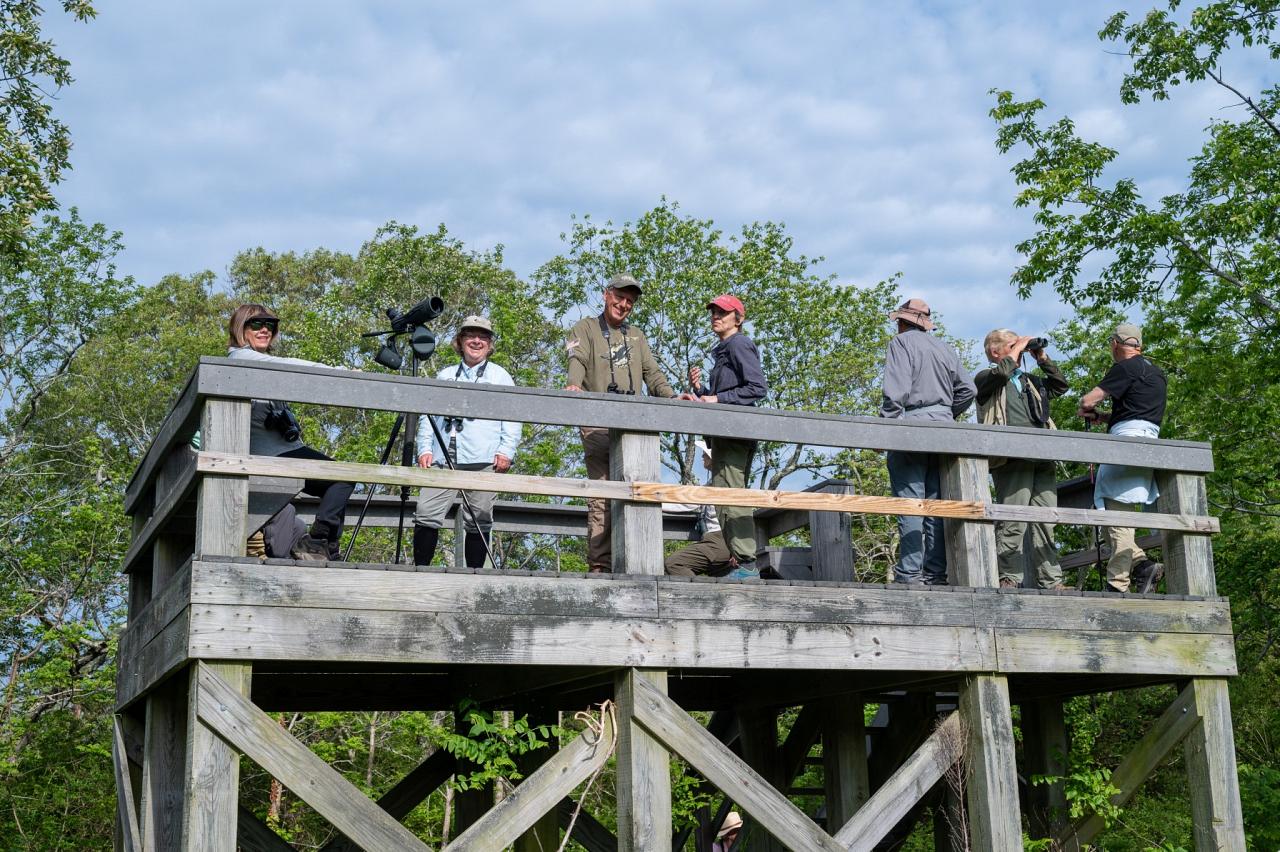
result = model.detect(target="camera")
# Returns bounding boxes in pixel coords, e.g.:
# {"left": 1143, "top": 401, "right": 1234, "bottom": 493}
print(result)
{"left": 606, "top": 383, "right": 635, "bottom": 395}
{"left": 386, "top": 296, "right": 444, "bottom": 334}
{"left": 264, "top": 401, "right": 302, "bottom": 442}
{"left": 1027, "top": 336, "right": 1049, "bottom": 350}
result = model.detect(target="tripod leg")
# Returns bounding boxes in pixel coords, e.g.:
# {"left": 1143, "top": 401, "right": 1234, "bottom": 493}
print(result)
{"left": 425, "top": 414, "right": 501, "bottom": 570}
{"left": 343, "top": 413, "right": 404, "bottom": 561}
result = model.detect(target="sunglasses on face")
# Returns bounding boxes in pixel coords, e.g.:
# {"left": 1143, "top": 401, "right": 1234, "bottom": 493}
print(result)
{"left": 246, "top": 319, "right": 278, "bottom": 333}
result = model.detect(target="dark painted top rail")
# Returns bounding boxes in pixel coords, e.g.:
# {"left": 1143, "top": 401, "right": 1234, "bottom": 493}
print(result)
{"left": 125, "top": 357, "right": 1215, "bottom": 514}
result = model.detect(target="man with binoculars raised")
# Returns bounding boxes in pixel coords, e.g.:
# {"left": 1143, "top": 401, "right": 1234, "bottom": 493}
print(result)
{"left": 565, "top": 273, "right": 676, "bottom": 573}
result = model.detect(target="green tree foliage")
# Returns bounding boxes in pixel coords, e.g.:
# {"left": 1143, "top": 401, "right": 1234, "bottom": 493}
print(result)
{"left": 0, "top": 0, "right": 97, "bottom": 262}
{"left": 532, "top": 198, "right": 902, "bottom": 489}
{"left": 992, "top": 1, "right": 1280, "bottom": 845}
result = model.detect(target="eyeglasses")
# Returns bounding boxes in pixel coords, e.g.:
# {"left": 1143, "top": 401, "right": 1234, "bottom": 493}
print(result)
{"left": 246, "top": 318, "right": 278, "bottom": 333}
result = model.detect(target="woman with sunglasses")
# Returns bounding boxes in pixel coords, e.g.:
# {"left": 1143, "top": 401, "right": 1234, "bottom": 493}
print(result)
{"left": 226, "top": 303, "right": 355, "bottom": 561}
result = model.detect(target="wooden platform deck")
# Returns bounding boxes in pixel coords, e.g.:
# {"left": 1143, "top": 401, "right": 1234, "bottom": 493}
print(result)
{"left": 111, "top": 358, "right": 1245, "bottom": 852}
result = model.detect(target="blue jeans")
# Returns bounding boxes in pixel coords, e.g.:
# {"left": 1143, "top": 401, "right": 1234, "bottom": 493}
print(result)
{"left": 887, "top": 450, "right": 947, "bottom": 584}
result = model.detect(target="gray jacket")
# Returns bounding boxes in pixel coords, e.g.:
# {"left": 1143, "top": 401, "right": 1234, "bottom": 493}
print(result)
{"left": 227, "top": 346, "right": 325, "bottom": 456}
{"left": 879, "top": 328, "right": 975, "bottom": 421}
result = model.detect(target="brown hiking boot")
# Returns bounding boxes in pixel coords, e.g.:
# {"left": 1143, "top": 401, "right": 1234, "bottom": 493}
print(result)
{"left": 290, "top": 535, "right": 330, "bottom": 562}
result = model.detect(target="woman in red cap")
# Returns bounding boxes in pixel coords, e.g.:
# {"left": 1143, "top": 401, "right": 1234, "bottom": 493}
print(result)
{"left": 684, "top": 294, "right": 768, "bottom": 578}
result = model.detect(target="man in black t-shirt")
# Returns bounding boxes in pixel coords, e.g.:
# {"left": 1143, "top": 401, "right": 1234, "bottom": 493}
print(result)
{"left": 1078, "top": 323, "right": 1167, "bottom": 593}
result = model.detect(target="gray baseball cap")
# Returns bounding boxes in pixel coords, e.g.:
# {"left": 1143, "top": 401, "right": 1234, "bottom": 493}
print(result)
{"left": 1112, "top": 322, "right": 1142, "bottom": 347}
{"left": 605, "top": 273, "right": 643, "bottom": 295}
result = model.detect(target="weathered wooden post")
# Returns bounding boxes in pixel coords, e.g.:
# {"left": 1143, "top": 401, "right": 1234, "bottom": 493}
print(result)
{"left": 1022, "top": 698, "right": 1069, "bottom": 838}
{"left": 1157, "top": 472, "right": 1246, "bottom": 851}
{"left": 941, "top": 456, "right": 1022, "bottom": 851}
{"left": 611, "top": 429, "right": 672, "bottom": 852}
{"left": 181, "top": 398, "right": 254, "bottom": 852}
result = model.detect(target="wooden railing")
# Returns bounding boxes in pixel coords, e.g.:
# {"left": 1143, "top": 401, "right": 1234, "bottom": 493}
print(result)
{"left": 113, "top": 357, "right": 1244, "bottom": 852}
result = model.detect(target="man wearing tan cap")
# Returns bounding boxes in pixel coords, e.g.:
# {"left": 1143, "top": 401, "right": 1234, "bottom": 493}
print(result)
{"left": 880, "top": 297, "right": 975, "bottom": 585}
{"left": 565, "top": 274, "right": 676, "bottom": 572}
{"left": 712, "top": 811, "right": 742, "bottom": 851}
{"left": 413, "top": 315, "right": 519, "bottom": 568}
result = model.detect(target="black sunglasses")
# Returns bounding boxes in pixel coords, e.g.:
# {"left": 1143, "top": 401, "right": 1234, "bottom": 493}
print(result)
{"left": 246, "top": 318, "right": 278, "bottom": 333}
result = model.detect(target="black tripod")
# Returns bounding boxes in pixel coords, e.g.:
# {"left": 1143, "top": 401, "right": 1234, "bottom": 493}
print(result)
{"left": 344, "top": 352, "right": 499, "bottom": 568}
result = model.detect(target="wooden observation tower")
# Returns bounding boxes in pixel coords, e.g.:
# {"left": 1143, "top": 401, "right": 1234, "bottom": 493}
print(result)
{"left": 112, "top": 357, "right": 1244, "bottom": 851}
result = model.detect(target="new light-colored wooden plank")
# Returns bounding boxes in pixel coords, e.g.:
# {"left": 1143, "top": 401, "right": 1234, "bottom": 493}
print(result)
{"left": 195, "top": 357, "right": 1217, "bottom": 471}
{"left": 198, "top": 452, "right": 1219, "bottom": 533}
{"left": 611, "top": 431, "right": 664, "bottom": 575}
{"left": 445, "top": 713, "right": 614, "bottom": 852}
{"left": 959, "top": 675, "right": 1022, "bottom": 851}
{"left": 183, "top": 661, "right": 251, "bottom": 852}
{"left": 190, "top": 561, "right": 660, "bottom": 618}
{"left": 995, "top": 630, "right": 1236, "bottom": 677}
{"left": 1059, "top": 682, "right": 1201, "bottom": 851}
{"left": 187, "top": 606, "right": 998, "bottom": 671}
{"left": 832, "top": 713, "right": 961, "bottom": 851}
{"left": 192, "top": 662, "right": 432, "bottom": 852}
{"left": 616, "top": 670, "right": 672, "bottom": 852}
{"left": 112, "top": 715, "right": 143, "bottom": 852}
{"left": 628, "top": 675, "right": 844, "bottom": 852}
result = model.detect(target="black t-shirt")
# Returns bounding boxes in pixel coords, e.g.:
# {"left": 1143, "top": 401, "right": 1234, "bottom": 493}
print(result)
{"left": 1098, "top": 355, "right": 1167, "bottom": 428}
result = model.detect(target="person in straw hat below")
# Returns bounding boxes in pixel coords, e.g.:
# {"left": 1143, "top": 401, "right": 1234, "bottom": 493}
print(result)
{"left": 413, "top": 314, "right": 519, "bottom": 569}
{"left": 712, "top": 811, "right": 743, "bottom": 851}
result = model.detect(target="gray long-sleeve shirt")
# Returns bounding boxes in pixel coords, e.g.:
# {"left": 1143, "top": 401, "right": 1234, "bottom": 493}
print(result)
{"left": 227, "top": 345, "right": 327, "bottom": 456}
{"left": 879, "top": 328, "right": 975, "bottom": 421}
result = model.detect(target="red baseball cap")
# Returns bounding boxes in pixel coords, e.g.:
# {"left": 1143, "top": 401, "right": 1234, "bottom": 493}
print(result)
{"left": 707, "top": 294, "right": 745, "bottom": 317}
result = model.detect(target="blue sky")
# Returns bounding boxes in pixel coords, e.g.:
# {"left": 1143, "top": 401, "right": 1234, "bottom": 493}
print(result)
{"left": 44, "top": 1, "right": 1267, "bottom": 351}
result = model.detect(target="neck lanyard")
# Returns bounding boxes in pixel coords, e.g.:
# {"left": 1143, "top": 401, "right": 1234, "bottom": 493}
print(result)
{"left": 454, "top": 359, "right": 489, "bottom": 382}
{"left": 598, "top": 314, "right": 636, "bottom": 394}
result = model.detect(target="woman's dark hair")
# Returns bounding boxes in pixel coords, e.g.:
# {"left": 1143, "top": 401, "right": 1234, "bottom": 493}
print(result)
{"left": 228, "top": 303, "right": 278, "bottom": 349}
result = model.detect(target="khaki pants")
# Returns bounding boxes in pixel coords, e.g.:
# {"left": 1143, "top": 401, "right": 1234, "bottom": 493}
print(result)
{"left": 665, "top": 530, "right": 732, "bottom": 577}
{"left": 1103, "top": 498, "right": 1149, "bottom": 592}
{"left": 580, "top": 427, "right": 612, "bottom": 571}
{"left": 709, "top": 437, "right": 757, "bottom": 562}
{"left": 414, "top": 463, "right": 497, "bottom": 532}
{"left": 992, "top": 459, "right": 1062, "bottom": 588}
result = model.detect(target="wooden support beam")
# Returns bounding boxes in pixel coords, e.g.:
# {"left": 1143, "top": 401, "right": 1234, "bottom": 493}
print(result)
{"left": 822, "top": 697, "right": 869, "bottom": 828}
{"left": 557, "top": 797, "right": 618, "bottom": 852}
{"left": 197, "top": 452, "right": 1220, "bottom": 533}
{"left": 112, "top": 716, "right": 143, "bottom": 852}
{"left": 940, "top": 456, "right": 998, "bottom": 588}
{"left": 445, "top": 712, "right": 613, "bottom": 852}
{"left": 192, "top": 662, "right": 431, "bottom": 851}
{"left": 810, "top": 482, "right": 855, "bottom": 581}
{"left": 1058, "top": 682, "right": 1202, "bottom": 851}
{"left": 627, "top": 675, "right": 844, "bottom": 852}
{"left": 236, "top": 806, "right": 295, "bottom": 852}
{"left": 831, "top": 712, "right": 961, "bottom": 852}
{"left": 616, "top": 670, "right": 672, "bottom": 852}
{"left": 182, "top": 662, "right": 251, "bottom": 852}
{"left": 611, "top": 431, "right": 663, "bottom": 575}
{"left": 959, "top": 675, "right": 1021, "bottom": 851}
{"left": 738, "top": 707, "right": 786, "bottom": 852}
{"left": 320, "top": 749, "right": 457, "bottom": 852}
{"left": 141, "top": 676, "right": 188, "bottom": 851}
{"left": 1022, "top": 698, "right": 1068, "bottom": 839}
{"left": 1157, "top": 472, "right": 1246, "bottom": 851}
{"left": 514, "top": 710, "right": 560, "bottom": 852}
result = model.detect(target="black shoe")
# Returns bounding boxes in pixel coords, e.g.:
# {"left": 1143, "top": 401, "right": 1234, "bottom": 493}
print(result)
{"left": 1132, "top": 559, "right": 1164, "bottom": 594}
{"left": 413, "top": 526, "right": 439, "bottom": 567}
{"left": 290, "top": 535, "right": 330, "bottom": 562}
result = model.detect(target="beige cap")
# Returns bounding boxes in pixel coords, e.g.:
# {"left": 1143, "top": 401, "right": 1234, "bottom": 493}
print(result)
{"left": 457, "top": 315, "right": 493, "bottom": 335}
{"left": 1112, "top": 322, "right": 1141, "bottom": 347}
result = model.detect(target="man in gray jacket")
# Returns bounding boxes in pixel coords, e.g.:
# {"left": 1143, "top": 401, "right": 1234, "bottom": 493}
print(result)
{"left": 880, "top": 298, "right": 976, "bottom": 584}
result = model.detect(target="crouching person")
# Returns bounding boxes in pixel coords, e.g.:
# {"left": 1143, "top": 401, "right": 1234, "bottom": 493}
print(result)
{"left": 664, "top": 441, "right": 733, "bottom": 577}
{"left": 976, "top": 330, "right": 1069, "bottom": 589}
{"left": 412, "top": 315, "right": 519, "bottom": 568}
